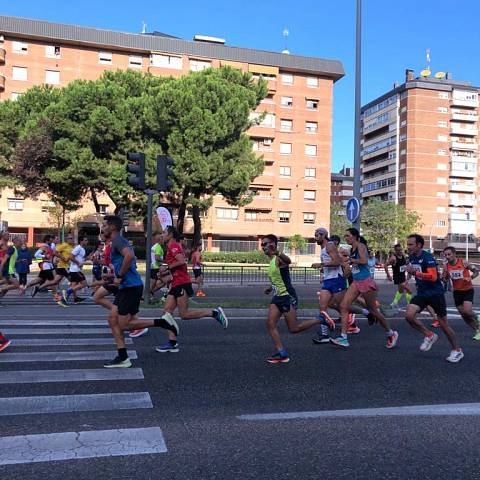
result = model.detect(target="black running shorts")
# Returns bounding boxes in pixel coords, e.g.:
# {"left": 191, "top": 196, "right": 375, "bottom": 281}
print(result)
{"left": 453, "top": 289, "right": 474, "bottom": 307}
{"left": 393, "top": 273, "right": 406, "bottom": 285}
{"left": 39, "top": 269, "right": 54, "bottom": 282}
{"left": 69, "top": 272, "right": 86, "bottom": 283}
{"left": 55, "top": 268, "right": 69, "bottom": 278}
{"left": 271, "top": 294, "right": 298, "bottom": 314}
{"left": 410, "top": 294, "right": 447, "bottom": 317}
{"left": 168, "top": 283, "right": 194, "bottom": 298}
{"left": 113, "top": 285, "right": 143, "bottom": 316}
{"left": 193, "top": 268, "right": 203, "bottom": 278}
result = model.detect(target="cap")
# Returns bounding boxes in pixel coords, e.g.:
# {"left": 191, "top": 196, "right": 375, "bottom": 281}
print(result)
{"left": 315, "top": 227, "right": 328, "bottom": 237}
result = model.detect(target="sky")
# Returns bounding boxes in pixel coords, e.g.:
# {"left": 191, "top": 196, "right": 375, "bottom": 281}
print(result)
{"left": 2, "top": 0, "right": 480, "bottom": 171}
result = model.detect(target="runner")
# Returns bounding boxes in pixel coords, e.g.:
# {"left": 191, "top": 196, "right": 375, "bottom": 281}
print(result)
{"left": 385, "top": 244, "right": 412, "bottom": 308}
{"left": 261, "top": 234, "right": 320, "bottom": 363}
{"left": 155, "top": 225, "right": 228, "bottom": 354}
{"left": 15, "top": 242, "right": 32, "bottom": 291}
{"left": 405, "top": 234, "right": 463, "bottom": 363}
{"left": 91, "top": 242, "right": 105, "bottom": 284}
{"left": 149, "top": 232, "right": 167, "bottom": 298}
{"left": 63, "top": 236, "right": 89, "bottom": 304}
{"left": 101, "top": 216, "right": 189, "bottom": 367}
{"left": 0, "top": 331, "right": 10, "bottom": 352}
{"left": 191, "top": 244, "right": 205, "bottom": 296}
{"left": 330, "top": 228, "right": 398, "bottom": 349}
{"left": 442, "top": 245, "right": 480, "bottom": 340}
{"left": 0, "top": 236, "right": 21, "bottom": 298}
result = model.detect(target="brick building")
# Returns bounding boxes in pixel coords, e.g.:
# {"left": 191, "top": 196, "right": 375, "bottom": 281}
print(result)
{"left": 330, "top": 166, "right": 354, "bottom": 207}
{"left": 361, "top": 69, "right": 479, "bottom": 253}
{"left": 0, "top": 15, "right": 344, "bottom": 249}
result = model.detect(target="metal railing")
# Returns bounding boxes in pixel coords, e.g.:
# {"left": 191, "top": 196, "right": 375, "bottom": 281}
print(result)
{"left": 211, "top": 240, "right": 317, "bottom": 255}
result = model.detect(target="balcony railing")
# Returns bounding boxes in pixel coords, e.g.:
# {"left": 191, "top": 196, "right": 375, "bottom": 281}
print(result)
{"left": 450, "top": 125, "right": 478, "bottom": 136}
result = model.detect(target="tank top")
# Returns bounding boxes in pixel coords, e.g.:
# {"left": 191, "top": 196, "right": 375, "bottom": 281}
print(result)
{"left": 391, "top": 254, "right": 407, "bottom": 277}
{"left": 367, "top": 257, "right": 376, "bottom": 279}
{"left": 267, "top": 256, "right": 297, "bottom": 299}
{"left": 321, "top": 242, "right": 343, "bottom": 280}
{"left": 446, "top": 258, "right": 472, "bottom": 292}
{"left": 350, "top": 246, "right": 371, "bottom": 281}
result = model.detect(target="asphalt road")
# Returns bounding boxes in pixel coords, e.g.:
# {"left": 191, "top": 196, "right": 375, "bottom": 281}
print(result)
{"left": 1, "top": 288, "right": 480, "bottom": 479}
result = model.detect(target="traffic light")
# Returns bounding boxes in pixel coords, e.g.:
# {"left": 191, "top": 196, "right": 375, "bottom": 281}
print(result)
{"left": 156, "top": 155, "right": 174, "bottom": 192}
{"left": 126, "top": 152, "right": 145, "bottom": 190}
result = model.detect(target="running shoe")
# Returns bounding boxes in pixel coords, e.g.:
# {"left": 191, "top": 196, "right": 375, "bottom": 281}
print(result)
{"left": 473, "top": 330, "right": 480, "bottom": 341}
{"left": 18, "top": 285, "right": 25, "bottom": 295}
{"left": 156, "top": 312, "right": 179, "bottom": 336}
{"left": 129, "top": 328, "right": 149, "bottom": 338}
{"left": 31, "top": 285, "right": 39, "bottom": 298}
{"left": 0, "top": 337, "right": 11, "bottom": 352}
{"left": 386, "top": 331, "right": 399, "bottom": 349}
{"left": 267, "top": 352, "right": 290, "bottom": 364}
{"left": 367, "top": 312, "right": 377, "bottom": 325}
{"left": 312, "top": 333, "right": 331, "bottom": 344}
{"left": 61, "top": 289, "right": 68, "bottom": 303}
{"left": 155, "top": 342, "right": 180, "bottom": 353}
{"left": 476, "top": 314, "right": 480, "bottom": 328}
{"left": 347, "top": 324, "right": 361, "bottom": 334}
{"left": 103, "top": 356, "right": 132, "bottom": 368}
{"left": 420, "top": 333, "right": 438, "bottom": 352}
{"left": 73, "top": 297, "right": 86, "bottom": 304}
{"left": 431, "top": 320, "right": 440, "bottom": 328}
{"left": 390, "top": 302, "right": 399, "bottom": 309}
{"left": 57, "top": 298, "right": 69, "bottom": 308}
{"left": 446, "top": 349, "right": 464, "bottom": 363}
{"left": 330, "top": 336, "right": 350, "bottom": 348}
{"left": 196, "top": 290, "right": 206, "bottom": 297}
{"left": 320, "top": 310, "right": 335, "bottom": 331}
{"left": 213, "top": 307, "right": 228, "bottom": 329}
{"left": 348, "top": 313, "right": 356, "bottom": 326}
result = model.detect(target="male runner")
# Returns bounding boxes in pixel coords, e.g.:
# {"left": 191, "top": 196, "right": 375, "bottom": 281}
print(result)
{"left": 191, "top": 244, "right": 205, "bottom": 296}
{"left": 155, "top": 225, "right": 228, "bottom": 354}
{"left": 26, "top": 235, "right": 58, "bottom": 300}
{"left": 149, "top": 232, "right": 166, "bottom": 297}
{"left": 443, "top": 245, "right": 480, "bottom": 340}
{"left": 0, "top": 236, "right": 21, "bottom": 298}
{"left": 63, "top": 236, "right": 88, "bottom": 304}
{"left": 261, "top": 234, "right": 320, "bottom": 363}
{"left": 385, "top": 244, "right": 412, "bottom": 308}
{"left": 405, "top": 234, "right": 463, "bottom": 363}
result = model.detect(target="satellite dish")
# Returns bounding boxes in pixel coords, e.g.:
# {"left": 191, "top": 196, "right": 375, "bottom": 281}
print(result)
{"left": 420, "top": 69, "right": 431, "bottom": 77}
{"left": 435, "top": 71, "right": 446, "bottom": 79}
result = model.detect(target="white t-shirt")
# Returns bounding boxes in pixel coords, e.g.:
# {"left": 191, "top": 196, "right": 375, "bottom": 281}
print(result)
{"left": 35, "top": 247, "right": 53, "bottom": 270}
{"left": 69, "top": 245, "right": 86, "bottom": 273}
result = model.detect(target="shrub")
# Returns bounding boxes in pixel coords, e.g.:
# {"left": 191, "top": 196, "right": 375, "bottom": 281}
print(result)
{"left": 202, "top": 250, "right": 268, "bottom": 264}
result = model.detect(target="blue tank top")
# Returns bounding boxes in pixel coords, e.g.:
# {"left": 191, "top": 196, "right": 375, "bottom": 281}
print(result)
{"left": 350, "top": 247, "right": 371, "bottom": 281}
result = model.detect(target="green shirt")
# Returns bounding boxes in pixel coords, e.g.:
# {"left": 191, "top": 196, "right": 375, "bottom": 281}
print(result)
{"left": 8, "top": 245, "right": 18, "bottom": 275}
{"left": 151, "top": 243, "right": 164, "bottom": 269}
{"left": 267, "top": 256, "right": 288, "bottom": 297}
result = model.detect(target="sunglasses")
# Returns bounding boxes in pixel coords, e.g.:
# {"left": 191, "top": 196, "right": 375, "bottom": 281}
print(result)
{"left": 261, "top": 242, "right": 270, "bottom": 247}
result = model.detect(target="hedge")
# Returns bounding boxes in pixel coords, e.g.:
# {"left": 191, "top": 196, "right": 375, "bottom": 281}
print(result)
{"left": 202, "top": 250, "right": 268, "bottom": 264}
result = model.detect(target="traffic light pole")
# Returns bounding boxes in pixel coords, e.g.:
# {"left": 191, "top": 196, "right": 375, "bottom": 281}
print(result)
{"left": 144, "top": 189, "right": 155, "bottom": 304}
{"left": 353, "top": 0, "right": 362, "bottom": 230}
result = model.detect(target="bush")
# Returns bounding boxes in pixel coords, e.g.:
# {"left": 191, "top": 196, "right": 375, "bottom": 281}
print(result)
{"left": 203, "top": 250, "right": 268, "bottom": 264}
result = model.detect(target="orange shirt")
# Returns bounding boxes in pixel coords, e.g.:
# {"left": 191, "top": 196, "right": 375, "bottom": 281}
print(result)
{"left": 446, "top": 259, "right": 472, "bottom": 291}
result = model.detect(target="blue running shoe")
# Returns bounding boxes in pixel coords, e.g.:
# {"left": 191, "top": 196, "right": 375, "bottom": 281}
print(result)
{"left": 155, "top": 342, "right": 179, "bottom": 353}
{"left": 213, "top": 307, "right": 228, "bottom": 329}
{"left": 330, "top": 336, "right": 350, "bottom": 348}
{"left": 267, "top": 351, "right": 290, "bottom": 364}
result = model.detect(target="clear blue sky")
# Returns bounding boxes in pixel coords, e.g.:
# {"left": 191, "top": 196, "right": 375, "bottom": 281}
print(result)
{"left": 3, "top": 0, "right": 479, "bottom": 171}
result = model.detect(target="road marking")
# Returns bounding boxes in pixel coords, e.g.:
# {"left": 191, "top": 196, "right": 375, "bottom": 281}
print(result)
{"left": 0, "top": 350, "right": 137, "bottom": 362}
{"left": 11, "top": 338, "right": 132, "bottom": 346}
{"left": 0, "top": 427, "right": 167, "bottom": 465}
{"left": 4, "top": 328, "right": 112, "bottom": 335}
{"left": 0, "top": 368, "right": 144, "bottom": 384}
{"left": 0, "top": 392, "right": 152, "bottom": 416}
{"left": 0, "top": 320, "right": 108, "bottom": 326}
{"left": 237, "top": 402, "right": 480, "bottom": 421}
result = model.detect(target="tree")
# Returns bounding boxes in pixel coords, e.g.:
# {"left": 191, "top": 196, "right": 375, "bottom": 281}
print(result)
{"left": 286, "top": 234, "right": 307, "bottom": 254}
{"left": 330, "top": 203, "right": 349, "bottom": 239}
{"left": 361, "top": 198, "right": 422, "bottom": 256}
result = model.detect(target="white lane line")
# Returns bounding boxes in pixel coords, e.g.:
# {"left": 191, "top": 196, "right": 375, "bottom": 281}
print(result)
{"left": 0, "top": 368, "right": 144, "bottom": 384}
{"left": 11, "top": 338, "right": 132, "bottom": 346}
{"left": 0, "top": 320, "right": 108, "bottom": 326}
{"left": 0, "top": 392, "right": 152, "bottom": 416}
{"left": 4, "top": 328, "right": 112, "bottom": 335}
{"left": 0, "top": 350, "right": 137, "bottom": 363}
{"left": 237, "top": 402, "right": 480, "bottom": 421}
{"left": 0, "top": 427, "right": 167, "bottom": 465}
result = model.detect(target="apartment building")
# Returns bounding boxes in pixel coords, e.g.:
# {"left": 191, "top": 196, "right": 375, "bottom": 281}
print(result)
{"left": 360, "top": 69, "right": 479, "bottom": 252}
{"left": 0, "top": 15, "right": 344, "bottom": 248}
{"left": 331, "top": 166, "right": 353, "bottom": 207}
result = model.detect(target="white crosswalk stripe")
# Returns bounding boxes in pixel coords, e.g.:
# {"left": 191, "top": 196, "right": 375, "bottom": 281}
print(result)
{"left": 0, "top": 314, "right": 167, "bottom": 466}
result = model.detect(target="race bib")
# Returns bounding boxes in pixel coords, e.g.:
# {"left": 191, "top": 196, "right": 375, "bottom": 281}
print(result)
{"left": 271, "top": 284, "right": 278, "bottom": 295}
{"left": 351, "top": 265, "right": 360, "bottom": 274}
{"left": 410, "top": 264, "right": 422, "bottom": 273}
{"left": 450, "top": 270, "right": 463, "bottom": 280}
{"left": 399, "top": 265, "right": 407, "bottom": 273}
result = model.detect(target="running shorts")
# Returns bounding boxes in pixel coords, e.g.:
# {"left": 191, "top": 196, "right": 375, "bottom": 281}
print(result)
{"left": 39, "top": 270, "right": 54, "bottom": 282}
{"left": 69, "top": 272, "right": 86, "bottom": 283}
{"left": 453, "top": 288, "right": 474, "bottom": 307}
{"left": 322, "top": 276, "right": 346, "bottom": 294}
{"left": 103, "top": 283, "right": 119, "bottom": 296}
{"left": 150, "top": 268, "right": 159, "bottom": 280}
{"left": 352, "top": 277, "right": 378, "bottom": 293}
{"left": 410, "top": 294, "right": 447, "bottom": 317}
{"left": 55, "top": 268, "right": 70, "bottom": 278}
{"left": 113, "top": 285, "right": 143, "bottom": 316}
{"left": 92, "top": 265, "right": 102, "bottom": 281}
{"left": 193, "top": 267, "right": 203, "bottom": 278}
{"left": 393, "top": 273, "right": 406, "bottom": 285}
{"left": 271, "top": 294, "right": 298, "bottom": 313}
{"left": 168, "top": 283, "right": 194, "bottom": 298}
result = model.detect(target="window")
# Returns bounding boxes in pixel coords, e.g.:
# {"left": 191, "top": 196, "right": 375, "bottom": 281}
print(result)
{"left": 10, "top": 92, "right": 20, "bottom": 101}
{"left": 303, "top": 212, "right": 316, "bottom": 224}
{"left": 280, "top": 96, "right": 293, "bottom": 107}
{"left": 279, "top": 166, "right": 291, "bottom": 177}
{"left": 98, "top": 204, "right": 108, "bottom": 214}
{"left": 281, "top": 73, "right": 293, "bottom": 85}
{"left": 250, "top": 112, "right": 276, "bottom": 128}
{"left": 363, "top": 95, "right": 397, "bottom": 117}
{"left": 12, "top": 41, "right": 28, "bottom": 54}
{"left": 151, "top": 53, "right": 183, "bottom": 69}
{"left": 438, "top": 134, "right": 448, "bottom": 141}
{"left": 437, "top": 177, "right": 447, "bottom": 185}
{"left": 216, "top": 208, "right": 238, "bottom": 220}
{"left": 439, "top": 92, "right": 449, "bottom": 99}
{"left": 8, "top": 198, "right": 24, "bottom": 211}
{"left": 438, "top": 106, "right": 448, "bottom": 113}
{"left": 98, "top": 52, "right": 113, "bottom": 64}
{"left": 399, "top": 134, "right": 407, "bottom": 142}
{"left": 436, "top": 206, "right": 446, "bottom": 213}
{"left": 438, "top": 149, "right": 447, "bottom": 156}
{"left": 401, "top": 106, "right": 407, "bottom": 113}
{"left": 304, "top": 168, "right": 316, "bottom": 178}
{"left": 305, "top": 144, "right": 317, "bottom": 156}
{"left": 45, "top": 70, "right": 60, "bottom": 85}
{"left": 400, "top": 149, "right": 406, "bottom": 155}
{"left": 278, "top": 211, "right": 291, "bottom": 223}
{"left": 245, "top": 210, "right": 257, "bottom": 221}
{"left": 280, "top": 119, "right": 293, "bottom": 131}
{"left": 278, "top": 189, "right": 291, "bottom": 200}
{"left": 304, "top": 190, "right": 316, "bottom": 201}
{"left": 400, "top": 120, "right": 407, "bottom": 127}
{"left": 45, "top": 45, "right": 61, "bottom": 58}
{"left": 437, "top": 220, "right": 447, "bottom": 227}
{"left": 306, "top": 121, "right": 318, "bottom": 133}
{"left": 306, "top": 77, "right": 318, "bottom": 87}
{"left": 438, "top": 120, "right": 448, "bottom": 127}
{"left": 306, "top": 99, "right": 318, "bottom": 109}
{"left": 12, "top": 66, "right": 27, "bottom": 81}
{"left": 41, "top": 200, "right": 55, "bottom": 213}
{"left": 190, "top": 59, "right": 211, "bottom": 71}
{"left": 129, "top": 56, "right": 143, "bottom": 68}
{"left": 437, "top": 192, "right": 446, "bottom": 198}
{"left": 279, "top": 142, "right": 292, "bottom": 154}
{"left": 437, "top": 163, "right": 447, "bottom": 170}
{"left": 398, "top": 176, "right": 405, "bottom": 184}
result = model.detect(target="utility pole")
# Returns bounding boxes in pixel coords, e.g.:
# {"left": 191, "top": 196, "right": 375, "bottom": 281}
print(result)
{"left": 144, "top": 189, "right": 155, "bottom": 304}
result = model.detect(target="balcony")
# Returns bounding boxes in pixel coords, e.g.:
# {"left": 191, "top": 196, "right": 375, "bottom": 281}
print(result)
{"left": 362, "top": 157, "right": 395, "bottom": 174}
{"left": 251, "top": 174, "right": 274, "bottom": 187}
{"left": 451, "top": 141, "right": 478, "bottom": 151}
{"left": 450, "top": 168, "right": 476, "bottom": 178}
{"left": 449, "top": 182, "right": 477, "bottom": 192}
{"left": 451, "top": 97, "right": 479, "bottom": 108}
{"left": 0, "top": 74, "right": 4, "bottom": 91}
{"left": 449, "top": 197, "right": 476, "bottom": 207}
{"left": 0, "top": 48, "right": 5, "bottom": 64}
{"left": 450, "top": 124, "right": 478, "bottom": 136}
{"left": 249, "top": 195, "right": 274, "bottom": 210}
{"left": 449, "top": 212, "right": 477, "bottom": 221}
{"left": 451, "top": 112, "right": 478, "bottom": 122}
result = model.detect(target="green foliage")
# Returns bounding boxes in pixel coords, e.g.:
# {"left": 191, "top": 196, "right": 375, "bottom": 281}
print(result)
{"left": 330, "top": 203, "right": 349, "bottom": 238}
{"left": 286, "top": 234, "right": 307, "bottom": 253}
{"left": 202, "top": 250, "right": 268, "bottom": 264}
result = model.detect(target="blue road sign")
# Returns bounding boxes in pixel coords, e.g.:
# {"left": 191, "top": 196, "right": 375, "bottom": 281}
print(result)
{"left": 346, "top": 197, "right": 360, "bottom": 224}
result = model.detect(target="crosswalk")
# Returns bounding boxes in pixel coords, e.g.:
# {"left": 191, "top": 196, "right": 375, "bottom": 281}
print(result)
{"left": 0, "top": 310, "right": 167, "bottom": 466}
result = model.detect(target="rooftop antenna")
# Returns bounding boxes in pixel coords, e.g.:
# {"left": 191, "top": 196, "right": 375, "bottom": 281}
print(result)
{"left": 141, "top": 21, "right": 147, "bottom": 34}
{"left": 282, "top": 27, "right": 290, "bottom": 54}
{"left": 420, "top": 48, "right": 431, "bottom": 77}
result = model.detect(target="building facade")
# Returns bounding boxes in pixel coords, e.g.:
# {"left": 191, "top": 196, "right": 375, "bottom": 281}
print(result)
{"left": 0, "top": 15, "right": 344, "bottom": 248}
{"left": 360, "top": 69, "right": 479, "bottom": 253}
{"left": 331, "top": 166, "right": 353, "bottom": 207}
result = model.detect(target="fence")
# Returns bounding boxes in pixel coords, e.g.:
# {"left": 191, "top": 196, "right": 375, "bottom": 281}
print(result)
{"left": 211, "top": 240, "right": 317, "bottom": 255}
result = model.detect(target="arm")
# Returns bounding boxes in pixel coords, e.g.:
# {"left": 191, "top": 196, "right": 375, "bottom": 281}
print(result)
{"left": 116, "top": 246, "right": 135, "bottom": 278}
{"left": 322, "top": 243, "right": 343, "bottom": 268}
{"left": 350, "top": 244, "right": 368, "bottom": 265}
{"left": 466, "top": 262, "right": 479, "bottom": 280}
{"left": 276, "top": 251, "right": 291, "bottom": 266}
{"left": 167, "top": 253, "right": 187, "bottom": 270}
{"left": 384, "top": 256, "right": 393, "bottom": 281}
{"left": 414, "top": 267, "right": 438, "bottom": 282}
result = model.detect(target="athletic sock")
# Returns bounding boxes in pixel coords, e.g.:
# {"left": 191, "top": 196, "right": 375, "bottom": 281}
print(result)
{"left": 386, "top": 329, "right": 394, "bottom": 336}
{"left": 66, "top": 288, "right": 73, "bottom": 298}
{"left": 405, "top": 293, "right": 412, "bottom": 304}
{"left": 153, "top": 317, "right": 177, "bottom": 333}
{"left": 392, "top": 292, "right": 402, "bottom": 304}
{"left": 341, "top": 333, "right": 347, "bottom": 339}
{"left": 361, "top": 308, "right": 369, "bottom": 316}
{"left": 320, "top": 324, "right": 329, "bottom": 336}
{"left": 278, "top": 348, "right": 288, "bottom": 356}
{"left": 118, "top": 348, "right": 128, "bottom": 361}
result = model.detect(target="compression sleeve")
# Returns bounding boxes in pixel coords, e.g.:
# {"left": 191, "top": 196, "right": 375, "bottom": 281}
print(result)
{"left": 415, "top": 267, "right": 438, "bottom": 282}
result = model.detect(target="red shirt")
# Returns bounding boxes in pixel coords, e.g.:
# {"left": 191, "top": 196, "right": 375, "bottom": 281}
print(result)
{"left": 165, "top": 240, "right": 191, "bottom": 287}
{"left": 104, "top": 242, "right": 111, "bottom": 267}
{"left": 446, "top": 258, "right": 473, "bottom": 292}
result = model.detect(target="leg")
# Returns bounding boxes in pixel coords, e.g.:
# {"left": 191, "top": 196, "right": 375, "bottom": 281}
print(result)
{"left": 339, "top": 285, "right": 361, "bottom": 335}
{"left": 93, "top": 286, "right": 113, "bottom": 310}
{"left": 436, "top": 315, "right": 460, "bottom": 350}
{"left": 284, "top": 308, "right": 320, "bottom": 334}
{"left": 457, "top": 302, "right": 477, "bottom": 331}
{"left": 405, "top": 304, "right": 432, "bottom": 336}
{"left": 107, "top": 305, "right": 125, "bottom": 349}
{"left": 266, "top": 304, "right": 284, "bottom": 351}
{"left": 176, "top": 293, "right": 214, "bottom": 320}
{"left": 362, "top": 290, "right": 390, "bottom": 331}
